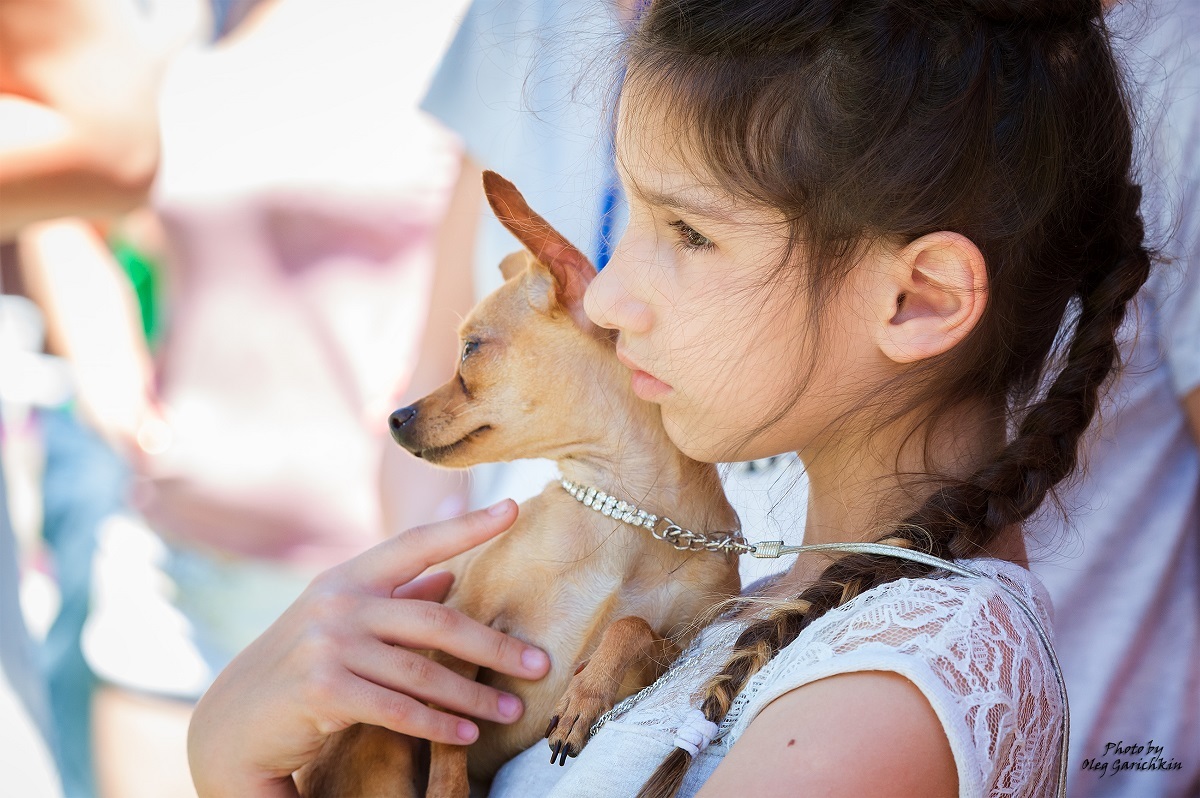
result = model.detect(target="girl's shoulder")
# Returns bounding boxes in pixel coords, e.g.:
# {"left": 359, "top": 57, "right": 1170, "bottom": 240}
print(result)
{"left": 726, "top": 557, "right": 1062, "bottom": 797}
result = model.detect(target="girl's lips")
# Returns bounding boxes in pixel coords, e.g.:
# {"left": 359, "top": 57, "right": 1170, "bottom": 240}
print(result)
{"left": 616, "top": 346, "right": 673, "bottom": 399}
{"left": 631, "top": 369, "right": 673, "bottom": 401}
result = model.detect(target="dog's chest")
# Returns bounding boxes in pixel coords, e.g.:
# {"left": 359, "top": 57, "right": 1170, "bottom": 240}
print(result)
{"left": 442, "top": 502, "right": 692, "bottom": 652}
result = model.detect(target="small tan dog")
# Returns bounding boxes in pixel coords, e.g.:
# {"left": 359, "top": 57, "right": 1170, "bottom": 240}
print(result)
{"left": 299, "top": 172, "right": 741, "bottom": 797}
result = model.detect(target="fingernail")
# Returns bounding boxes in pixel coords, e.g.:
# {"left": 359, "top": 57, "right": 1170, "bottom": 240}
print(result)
{"left": 522, "top": 647, "right": 549, "bottom": 673}
{"left": 498, "top": 693, "right": 522, "bottom": 720}
{"left": 488, "top": 499, "right": 513, "bottom": 516}
{"left": 457, "top": 721, "right": 478, "bottom": 742}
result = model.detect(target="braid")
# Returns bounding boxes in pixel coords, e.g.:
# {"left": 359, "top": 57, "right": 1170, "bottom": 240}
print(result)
{"left": 966, "top": 182, "right": 1152, "bottom": 535}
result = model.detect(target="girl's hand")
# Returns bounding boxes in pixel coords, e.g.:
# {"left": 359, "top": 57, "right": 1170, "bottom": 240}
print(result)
{"left": 187, "top": 500, "right": 550, "bottom": 797}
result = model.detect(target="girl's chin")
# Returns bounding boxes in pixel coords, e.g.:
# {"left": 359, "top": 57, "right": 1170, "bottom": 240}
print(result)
{"left": 664, "top": 411, "right": 799, "bottom": 465}
{"left": 661, "top": 413, "right": 729, "bottom": 465}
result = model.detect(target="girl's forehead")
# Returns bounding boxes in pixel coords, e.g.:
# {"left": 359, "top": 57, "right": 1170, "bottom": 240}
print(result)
{"left": 614, "top": 112, "right": 785, "bottom": 233}
{"left": 614, "top": 100, "right": 699, "bottom": 193}
{"left": 615, "top": 101, "right": 757, "bottom": 220}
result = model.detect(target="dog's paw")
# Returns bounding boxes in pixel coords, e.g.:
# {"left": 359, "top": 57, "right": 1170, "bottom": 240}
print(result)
{"left": 544, "top": 679, "right": 613, "bottom": 766}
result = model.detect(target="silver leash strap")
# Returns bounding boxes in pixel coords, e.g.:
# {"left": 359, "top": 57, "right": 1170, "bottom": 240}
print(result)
{"left": 751, "top": 540, "right": 1070, "bottom": 798}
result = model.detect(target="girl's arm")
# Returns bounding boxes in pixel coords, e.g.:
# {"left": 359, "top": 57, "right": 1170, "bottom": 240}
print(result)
{"left": 696, "top": 671, "right": 958, "bottom": 797}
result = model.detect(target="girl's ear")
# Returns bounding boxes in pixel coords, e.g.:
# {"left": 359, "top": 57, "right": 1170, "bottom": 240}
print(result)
{"left": 875, "top": 232, "right": 988, "bottom": 363}
{"left": 483, "top": 171, "right": 597, "bottom": 328}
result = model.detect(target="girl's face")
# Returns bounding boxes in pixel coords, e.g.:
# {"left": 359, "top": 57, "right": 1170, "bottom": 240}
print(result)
{"left": 584, "top": 99, "right": 891, "bottom": 464}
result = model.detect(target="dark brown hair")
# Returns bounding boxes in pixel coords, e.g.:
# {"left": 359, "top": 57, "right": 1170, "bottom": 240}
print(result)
{"left": 621, "top": 2, "right": 1152, "bottom": 795}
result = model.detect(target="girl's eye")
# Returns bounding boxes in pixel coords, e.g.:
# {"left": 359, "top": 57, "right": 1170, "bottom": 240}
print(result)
{"left": 668, "top": 220, "right": 715, "bottom": 252}
{"left": 461, "top": 340, "right": 479, "bottom": 362}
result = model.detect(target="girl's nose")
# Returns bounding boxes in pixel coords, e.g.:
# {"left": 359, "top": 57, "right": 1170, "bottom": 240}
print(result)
{"left": 583, "top": 238, "right": 655, "bottom": 335}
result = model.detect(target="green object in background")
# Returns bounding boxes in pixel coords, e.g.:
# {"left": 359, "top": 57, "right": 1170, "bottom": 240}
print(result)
{"left": 109, "top": 236, "right": 162, "bottom": 347}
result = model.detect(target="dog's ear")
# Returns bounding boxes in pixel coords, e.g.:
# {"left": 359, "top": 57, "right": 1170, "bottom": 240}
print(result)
{"left": 483, "top": 171, "right": 596, "bottom": 328}
{"left": 498, "top": 252, "right": 527, "bottom": 282}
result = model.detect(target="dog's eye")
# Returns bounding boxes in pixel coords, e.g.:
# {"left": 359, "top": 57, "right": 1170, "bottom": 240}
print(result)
{"left": 461, "top": 340, "right": 479, "bottom": 362}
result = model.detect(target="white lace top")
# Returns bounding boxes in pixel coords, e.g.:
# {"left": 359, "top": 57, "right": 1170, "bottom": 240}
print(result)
{"left": 487, "top": 557, "right": 1063, "bottom": 798}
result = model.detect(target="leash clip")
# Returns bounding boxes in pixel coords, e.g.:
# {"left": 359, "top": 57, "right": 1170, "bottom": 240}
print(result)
{"left": 750, "top": 540, "right": 785, "bottom": 558}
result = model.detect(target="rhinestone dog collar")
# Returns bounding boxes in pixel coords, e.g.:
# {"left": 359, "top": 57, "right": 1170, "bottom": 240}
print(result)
{"left": 560, "top": 478, "right": 753, "bottom": 554}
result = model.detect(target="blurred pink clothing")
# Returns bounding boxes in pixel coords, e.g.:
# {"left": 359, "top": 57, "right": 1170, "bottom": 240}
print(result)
{"left": 137, "top": 1, "right": 465, "bottom": 567}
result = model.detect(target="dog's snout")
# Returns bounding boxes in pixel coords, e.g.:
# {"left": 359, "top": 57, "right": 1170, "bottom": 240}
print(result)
{"left": 389, "top": 405, "right": 418, "bottom": 445}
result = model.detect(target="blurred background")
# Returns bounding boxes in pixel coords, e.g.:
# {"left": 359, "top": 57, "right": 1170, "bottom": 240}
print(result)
{"left": 0, "top": 1, "right": 807, "bottom": 796}
{"left": 4, "top": 1, "right": 1196, "bottom": 797}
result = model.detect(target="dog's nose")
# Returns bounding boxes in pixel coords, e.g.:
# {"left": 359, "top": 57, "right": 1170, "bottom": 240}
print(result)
{"left": 389, "top": 405, "right": 418, "bottom": 445}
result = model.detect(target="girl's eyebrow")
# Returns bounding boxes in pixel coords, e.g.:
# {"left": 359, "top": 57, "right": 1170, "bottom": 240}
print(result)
{"left": 618, "top": 164, "right": 735, "bottom": 224}
{"left": 639, "top": 188, "right": 733, "bottom": 224}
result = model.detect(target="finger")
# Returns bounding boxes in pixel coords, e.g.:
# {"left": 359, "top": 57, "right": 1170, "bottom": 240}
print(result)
{"left": 359, "top": 596, "right": 550, "bottom": 681}
{"left": 391, "top": 570, "right": 454, "bottom": 601}
{"left": 348, "top": 642, "right": 524, "bottom": 725}
{"left": 343, "top": 677, "right": 481, "bottom": 746}
{"left": 349, "top": 500, "right": 518, "bottom": 590}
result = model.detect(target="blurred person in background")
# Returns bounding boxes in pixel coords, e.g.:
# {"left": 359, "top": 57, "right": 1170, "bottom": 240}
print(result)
{"left": 1023, "top": 2, "right": 1200, "bottom": 795}
{"left": 60, "top": 1, "right": 476, "bottom": 796}
{"left": 15, "top": 214, "right": 160, "bottom": 798}
{"left": 0, "top": 0, "right": 181, "bottom": 795}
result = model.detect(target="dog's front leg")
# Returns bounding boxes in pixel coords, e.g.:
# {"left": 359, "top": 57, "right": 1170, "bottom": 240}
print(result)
{"left": 545, "top": 616, "right": 678, "bottom": 764}
{"left": 425, "top": 652, "right": 480, "bottom": 798}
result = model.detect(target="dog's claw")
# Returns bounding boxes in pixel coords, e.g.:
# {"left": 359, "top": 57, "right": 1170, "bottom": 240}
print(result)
{"left": 550, "top": 741, "right": 563, "bottom": 765}
{"left": 544, "top": 715, "right": 559, "bottom": 738}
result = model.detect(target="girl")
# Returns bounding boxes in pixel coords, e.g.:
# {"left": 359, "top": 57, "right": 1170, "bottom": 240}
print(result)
{"left": 188, "top": 0, "right": 1151, "bottom": 795}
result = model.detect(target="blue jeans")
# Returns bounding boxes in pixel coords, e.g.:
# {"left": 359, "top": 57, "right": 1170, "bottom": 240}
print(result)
{"left": 38, "top": 407, "right": 129, "bottom": 798}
